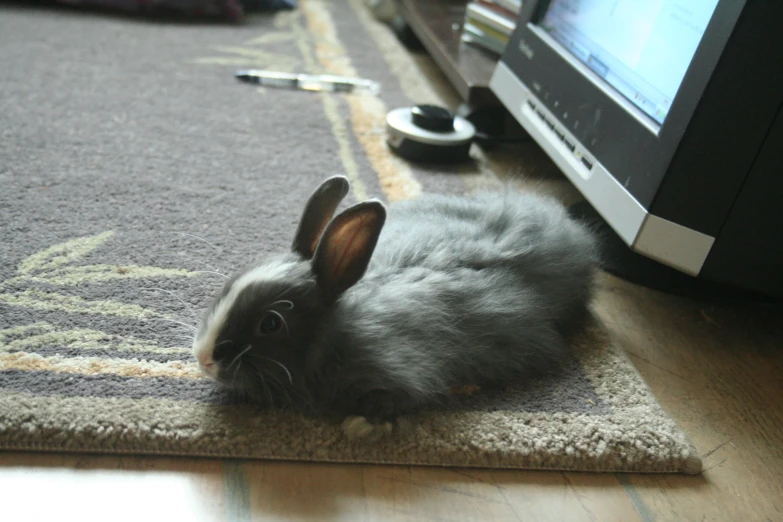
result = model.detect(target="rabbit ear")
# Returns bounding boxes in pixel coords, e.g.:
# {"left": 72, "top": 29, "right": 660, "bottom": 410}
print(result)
{"left": 292, "top": 176, "right": 351, "bottom": 259}
{"left": 312, "top": 200, "right": 386, "bottom": 301}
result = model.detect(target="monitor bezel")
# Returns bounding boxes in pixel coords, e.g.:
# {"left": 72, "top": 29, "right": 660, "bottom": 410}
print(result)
{"left": 501, "top": 0, "right": 746, "bottom": 208}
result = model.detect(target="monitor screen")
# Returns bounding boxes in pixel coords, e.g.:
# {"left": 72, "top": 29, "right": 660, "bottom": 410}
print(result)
{"left": 539, "top": 0, "right": 720, "bottom": 125}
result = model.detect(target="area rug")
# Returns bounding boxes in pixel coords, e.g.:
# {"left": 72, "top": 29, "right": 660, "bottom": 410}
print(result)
{"left": 0, "top": 0, "right": 701, "bottom": 474}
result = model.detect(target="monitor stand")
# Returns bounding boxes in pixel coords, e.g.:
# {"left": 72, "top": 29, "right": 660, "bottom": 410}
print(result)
{"left": 567, "top": 200, "right": 780, "bottom": 305}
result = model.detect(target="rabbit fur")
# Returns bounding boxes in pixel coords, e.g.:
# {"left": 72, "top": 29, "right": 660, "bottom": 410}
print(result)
{"left": 192, "top": 176, "right": 599, "bottom": 433}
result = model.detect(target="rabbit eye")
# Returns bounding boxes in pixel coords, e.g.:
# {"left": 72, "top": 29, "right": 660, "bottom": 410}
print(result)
{"left": 258, "top": 312, "right": 282, "bottom": 335}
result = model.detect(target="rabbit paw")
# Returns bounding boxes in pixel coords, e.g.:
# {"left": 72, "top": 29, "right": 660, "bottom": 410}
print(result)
{"left": 341, "top": 415, "right": 394, "bottom": 441}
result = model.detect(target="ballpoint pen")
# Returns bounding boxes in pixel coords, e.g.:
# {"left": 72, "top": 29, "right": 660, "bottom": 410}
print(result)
{"left": 235, "top": 69, "right": 381, "bottom": 94}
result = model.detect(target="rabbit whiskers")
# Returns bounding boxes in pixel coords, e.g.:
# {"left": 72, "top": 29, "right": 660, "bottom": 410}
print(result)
{"left": 140, "top": 287, "right": 200, "bottom": 322}
{"left": 226, "top": 344, "right": 253, "bottom": 370}
{"left": 245, "top": 358, "right": 277, "bottom": 407}
{"left": 156, "top": 318, "right": 197, "bottom": 332}
{"left": 173, "top": 231, "right": 222, "bottom": 253}
{"left": 258, "top": 356, "right": 294, "bottom": 385}
{"left": 248, "top": 355, "right": 312, "bottom": 412}
{"left": 263, "top": 367, "right": 294, "bottom": 411}
{"left": 193, "top": 270, "right": 229, "bottom": 280}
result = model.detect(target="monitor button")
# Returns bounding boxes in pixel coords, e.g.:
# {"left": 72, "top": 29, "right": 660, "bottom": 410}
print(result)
{"left": 581, "top": 157, "right": 594, "bottom": 170}
{"left": 563, "top": 139, "right": 576, "bottom": 152}
{"left": 554, "top": 129, "right": 565, "bottom": 141}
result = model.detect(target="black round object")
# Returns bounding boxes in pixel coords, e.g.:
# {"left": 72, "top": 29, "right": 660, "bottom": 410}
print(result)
{"left": 411, "top": 104, "right": 455, "bottom": 132}
{"left": 390, "top": 139, "right": 472, "bottom": 163}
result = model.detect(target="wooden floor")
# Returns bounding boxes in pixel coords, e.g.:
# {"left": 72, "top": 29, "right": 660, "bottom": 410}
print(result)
{"left": 3, "top": 25, "right": 783, "bottom": 522}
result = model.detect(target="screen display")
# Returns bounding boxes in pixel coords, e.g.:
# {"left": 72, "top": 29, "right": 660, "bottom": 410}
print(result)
{"left": 539, "top": 0, "right": 719, "bottom": 125}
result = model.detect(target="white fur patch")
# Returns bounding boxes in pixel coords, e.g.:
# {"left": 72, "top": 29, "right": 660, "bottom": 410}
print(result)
{"left": 192, "top": 260, "right": 295, "bottom": 375}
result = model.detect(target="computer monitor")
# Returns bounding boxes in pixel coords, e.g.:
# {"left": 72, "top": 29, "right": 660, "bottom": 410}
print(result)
{"left": 490, "top": 0, "right": 783, "bottom": 298}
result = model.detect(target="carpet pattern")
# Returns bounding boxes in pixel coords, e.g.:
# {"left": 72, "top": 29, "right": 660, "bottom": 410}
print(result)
{"left": 0, "top": 0, "right": 701, "bottom": 474}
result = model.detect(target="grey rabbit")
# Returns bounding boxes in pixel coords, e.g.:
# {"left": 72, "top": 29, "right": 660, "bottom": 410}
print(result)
{"left": 192, "top": 175, "right": 599, "bottom": 428}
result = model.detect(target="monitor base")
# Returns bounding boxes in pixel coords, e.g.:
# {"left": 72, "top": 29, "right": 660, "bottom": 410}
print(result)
{"left": 567, "top": 201, "right": 781, "bottom": 305}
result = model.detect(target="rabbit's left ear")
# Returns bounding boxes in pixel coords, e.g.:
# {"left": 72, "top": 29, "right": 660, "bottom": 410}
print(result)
{"left": 312, "top": 200, "right": 386, "bottom": 302}
{"left": 292, "top": 175, "right": 351, "bottom": 259}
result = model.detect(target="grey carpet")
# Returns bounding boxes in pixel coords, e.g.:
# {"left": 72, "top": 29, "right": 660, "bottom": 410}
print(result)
{"left": 0, "top": 0, "right": 701, "bottom": 473}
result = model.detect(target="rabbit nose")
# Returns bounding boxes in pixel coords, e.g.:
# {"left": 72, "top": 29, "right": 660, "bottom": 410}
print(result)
{"left": 198, "top": 352, "right": 216, "bottom": 370}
